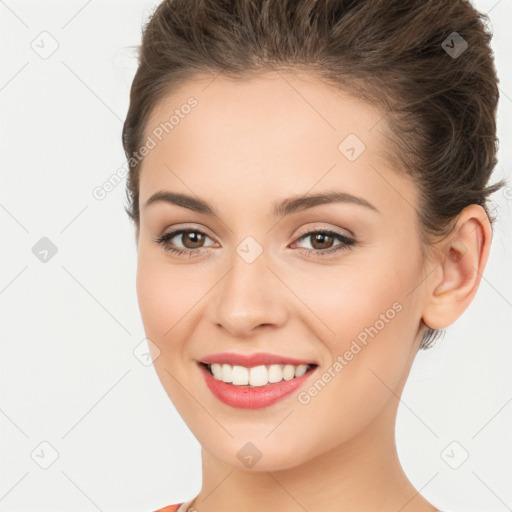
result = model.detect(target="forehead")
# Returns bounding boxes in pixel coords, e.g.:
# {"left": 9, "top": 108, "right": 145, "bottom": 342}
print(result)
{"left": 138, "top": 70, "right": 415, "bottom": 217}
{"left": 144, "top": 69, "right": 387, "bottom": 149}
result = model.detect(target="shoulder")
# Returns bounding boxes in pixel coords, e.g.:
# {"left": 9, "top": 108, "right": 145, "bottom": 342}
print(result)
{"left": 152, "top": 504, "right": 183, "bottom": 512}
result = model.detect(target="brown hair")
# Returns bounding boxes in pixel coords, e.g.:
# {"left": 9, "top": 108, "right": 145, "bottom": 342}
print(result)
{"left": 122, "top": 0, "right": 506, "bottom": 350}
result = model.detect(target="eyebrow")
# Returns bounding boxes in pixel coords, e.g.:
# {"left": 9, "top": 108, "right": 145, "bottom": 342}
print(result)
{"left": 143, "top": 189, "right": 380, "bottom": 216}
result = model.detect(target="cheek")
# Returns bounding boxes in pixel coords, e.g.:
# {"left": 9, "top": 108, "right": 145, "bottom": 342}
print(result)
{"left": 305, "top": 248, "right": 420, "bottom": 386}
{"left": 299, "top": 262, "right": 403, "bottom": 345}
{"left": 135, "top": 245, "right": 212, "bottom": 359}
{"left": 136, "top": 247, "right": 183, "bottom": 344}
{"left": 135, "top": 250, "right": 197, "bottom": 405}
{"left": 294, "top": 280, "right": 416, "bottom": 446}
{"left": 136, "top": 263, "right": 167, "bottom": 336}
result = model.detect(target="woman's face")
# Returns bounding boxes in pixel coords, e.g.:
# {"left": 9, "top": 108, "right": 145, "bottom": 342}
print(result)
{"left": 136, "top": 70, "right": 429, "bottom": 470}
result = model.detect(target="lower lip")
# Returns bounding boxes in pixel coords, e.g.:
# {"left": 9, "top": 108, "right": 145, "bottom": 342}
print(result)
{"left": 198, "top": 363, "right": 317, "bottom": 409}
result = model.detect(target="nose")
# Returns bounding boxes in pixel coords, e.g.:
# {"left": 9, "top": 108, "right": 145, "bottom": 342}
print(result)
{"left": 210, "top": 249, "right": 289, "bottom": 338}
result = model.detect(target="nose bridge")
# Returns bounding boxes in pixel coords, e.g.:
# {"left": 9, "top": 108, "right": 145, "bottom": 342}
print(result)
{"left": 212, "top": 238, "right": 288, "bottom": 335}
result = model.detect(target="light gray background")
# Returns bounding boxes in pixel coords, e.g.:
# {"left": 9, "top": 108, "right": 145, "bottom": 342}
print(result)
{"left": 1, "top": 0, "right": 511, "bottom": 511}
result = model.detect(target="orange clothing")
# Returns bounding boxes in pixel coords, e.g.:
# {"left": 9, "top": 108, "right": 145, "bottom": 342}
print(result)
{"left": 153, "top": 504, "right": 182, "bottom": 512}
{"left": 152, "top": 501, "right": 450, "bottom": 511}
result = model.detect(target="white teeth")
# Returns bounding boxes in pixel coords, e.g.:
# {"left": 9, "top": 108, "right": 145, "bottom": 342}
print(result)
{"left": 268, "top": 364, "right": 283, "bottom": 383}
{"left": 282, "top": 364, "right": 296, "bottom": 381}
{"left": 249, "top": 365, "right": 267, "bottom": 386}
{"left": 210, "top": 363, "right": 224, "bottom": 380}
{"left": 207, "top": 363, "right": 312, "bottom": 386}
{"left": 295, "top": 364, "right": 308, "bottom": 378}
{"left": 232, "top": 365, "right": 249, "bottom": 385}
{"left": 222, "top": 363, "right": 232, "bottom": 382}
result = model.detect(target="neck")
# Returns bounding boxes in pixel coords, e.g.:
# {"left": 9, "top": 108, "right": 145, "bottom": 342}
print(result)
{"left": 192, "top": 390, "right": 438, "bottom": 512}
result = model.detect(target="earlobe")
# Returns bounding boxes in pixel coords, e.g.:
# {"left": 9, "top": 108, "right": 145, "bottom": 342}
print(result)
{"left": 421, "top": 205, "right": 491, "bottom": 331}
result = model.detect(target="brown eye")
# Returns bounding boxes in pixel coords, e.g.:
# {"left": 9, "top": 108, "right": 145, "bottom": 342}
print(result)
{"left": 154, "top": 228, "right": 216, "bottom": 256}
{"left": 293, "top": 229, "right": 356, "bottom": 257}
{"left": 179, "top": 231, "right": 206, "bottom": 249}
{"left": 308, "top": 232, "right": 335, "bottom": 250}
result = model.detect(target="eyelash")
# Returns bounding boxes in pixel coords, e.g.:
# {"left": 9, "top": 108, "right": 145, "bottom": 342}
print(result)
{"left": 153, "top": 227, "right": 356, "bottom": 258}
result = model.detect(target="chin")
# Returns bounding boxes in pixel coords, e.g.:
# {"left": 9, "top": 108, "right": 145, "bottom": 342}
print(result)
{"left": 202, "top": 438, "right": 314, "bottom": 473}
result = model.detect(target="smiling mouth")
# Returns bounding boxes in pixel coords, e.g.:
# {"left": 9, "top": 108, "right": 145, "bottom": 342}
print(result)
{"left": 199, "top": 361, "right": 318, "bottom": 387}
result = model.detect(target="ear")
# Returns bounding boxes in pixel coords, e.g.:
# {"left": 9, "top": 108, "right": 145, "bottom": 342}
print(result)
{"left": 421, "top": 204, "right": 492, "bottom": 331}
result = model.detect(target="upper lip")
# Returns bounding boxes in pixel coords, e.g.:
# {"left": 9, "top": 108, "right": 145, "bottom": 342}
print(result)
{"left": 198, "top": 352, "right": 317, "bottom": 367}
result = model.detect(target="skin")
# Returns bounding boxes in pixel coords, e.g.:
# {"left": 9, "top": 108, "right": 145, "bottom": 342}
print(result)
{"left": 134, "top": 69, "right": 491, "bottom": 512}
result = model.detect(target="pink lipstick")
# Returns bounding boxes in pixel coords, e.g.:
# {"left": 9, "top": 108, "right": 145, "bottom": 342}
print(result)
{"left": 196, "top": 352, "right": 318, "bottom": 409}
